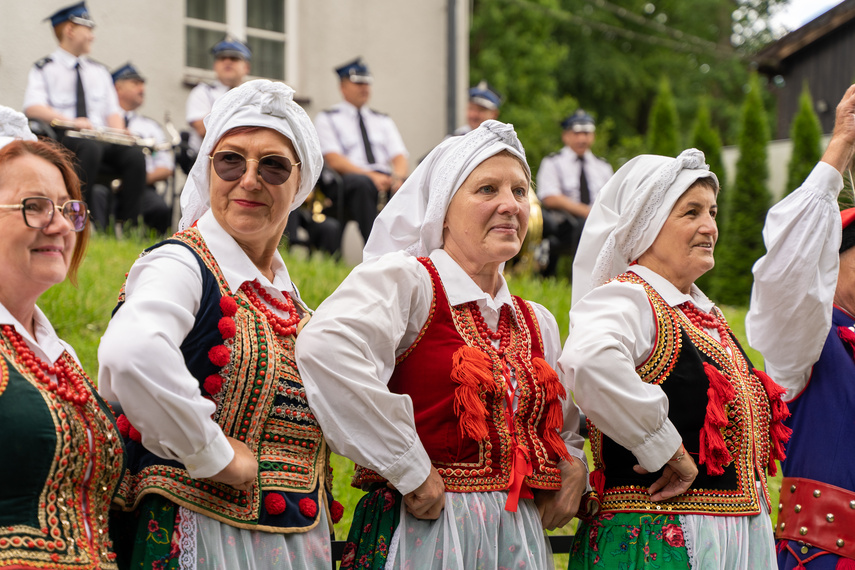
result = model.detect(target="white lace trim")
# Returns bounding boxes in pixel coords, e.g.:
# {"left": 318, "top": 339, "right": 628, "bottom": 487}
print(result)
{"left": 679, "top": 513, "right": 695, "bottom": 564}
{"left": 178, "top": 506, "right": 198, "bottom": 570}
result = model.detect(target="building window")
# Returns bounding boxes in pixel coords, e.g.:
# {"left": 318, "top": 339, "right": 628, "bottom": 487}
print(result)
{"left": 185, "top": 0, "right": 293, "bottom": 82}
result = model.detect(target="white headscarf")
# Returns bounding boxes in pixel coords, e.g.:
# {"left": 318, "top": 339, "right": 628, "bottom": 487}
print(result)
{"left": 179, "top": 80, "right": 322, "bottom": 231}
{"left": 571, "top": 148, "right": 718, "bottom": 306}
{"left": 0, "top": 106, "right": 37, "bottom": 149}
{"left": 363, "top": 119, "right": 530, "bottom": 262}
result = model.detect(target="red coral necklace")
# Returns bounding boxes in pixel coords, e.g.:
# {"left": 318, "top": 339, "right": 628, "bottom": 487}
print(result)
{"left": 1, "top": 324, "right": 90, "bottom": 405}
{"left": 468, "top": 302, "right": 512, "bottom": 357}
{"left": 679, "top": 302, "right": 728, "bottom": 344}
{"left": 240, "top": 279, "right": 300, "bottom": 337}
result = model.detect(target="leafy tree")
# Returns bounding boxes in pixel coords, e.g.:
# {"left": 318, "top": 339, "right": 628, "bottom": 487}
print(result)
{"left": 712, "top": 73, "right": 770, "bottom": 305}
{"left": 785, "top": 84, "right": 823, "bottom": 196}
{"left": 690, "top": 98, "right": 725, "bottom": 293}
{"left": 647, "top": 76, "right": 681, "bottom": 156}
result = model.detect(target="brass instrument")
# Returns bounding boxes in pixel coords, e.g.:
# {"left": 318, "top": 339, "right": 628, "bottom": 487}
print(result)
{"left": 50, "top": 119, "right": 173, "bottom": 154}
{"left": 510, "top": 186, "right": 545, "bottom": 275}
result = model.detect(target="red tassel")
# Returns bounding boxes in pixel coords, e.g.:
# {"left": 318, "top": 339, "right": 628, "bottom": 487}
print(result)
{"left": 531, "top": 357, "right": 571, "bottom": 461}
{"left": 450, "top": 346, "right": 495, "bottom": 441}
{"left": 589, "top": 468, "right": 606, "bottom": 497}
{"left": 753, "top": 368, "right": 793, "bottom": 475}
{"left": 836, "top": 557, "right": 855, "bottom": 569}
{"left": 775, "top": 540, "right": 786, "bottom": 555}
{"left": 698, "top": 363, "right": 735, "bottom": 475}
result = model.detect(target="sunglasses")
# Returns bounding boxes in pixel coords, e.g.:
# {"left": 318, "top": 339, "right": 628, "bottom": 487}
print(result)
{"left": 0, "top": 196, "right": 89, "bottom": 232}
{"left": 209, "top": 151, "right": 301, "bottom": 185}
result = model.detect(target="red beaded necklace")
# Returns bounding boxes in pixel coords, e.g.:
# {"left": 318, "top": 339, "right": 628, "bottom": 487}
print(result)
{"left": 678, "top": 302, "right": 728, "bottom": 344}
{"left": 240, "top": 279, "right": 300, "bottom": 337}
{"left": 468, "top": 302, "right": 512, "bottom": 357}
{"left": 1, "top": 324, "right": 90, "bottom": 405}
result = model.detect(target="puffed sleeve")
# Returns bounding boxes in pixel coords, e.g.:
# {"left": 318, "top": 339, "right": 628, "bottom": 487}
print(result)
{"left": 295, "top": 251, "right": 433, "bottom": 495}
{"left": 535, "top": 155, "right": 562, "bottom": 200}
{"left": 746, "top": 161, "right": 843, "bottom": 399}
{"left": 98, "top": 245, "right": 234, "bottom": 479}
{"left": 529, "top": 302, "right": 587, "bottom": 464}
{"left": 558, "top": 280, "right": 682, "bottom": 472}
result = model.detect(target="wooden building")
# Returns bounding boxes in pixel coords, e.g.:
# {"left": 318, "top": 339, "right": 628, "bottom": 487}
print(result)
{"left": 755, "top": 0, "right": 855, "bottom": 139}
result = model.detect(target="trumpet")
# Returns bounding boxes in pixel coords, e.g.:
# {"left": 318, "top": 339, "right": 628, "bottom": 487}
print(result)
{"left": 50, "top": 119, "right": 174, "bottom": 154}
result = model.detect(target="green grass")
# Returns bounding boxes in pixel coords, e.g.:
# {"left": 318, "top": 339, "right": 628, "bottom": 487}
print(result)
{"left": 39, "top": 234, "right": 780, "bottom": 557}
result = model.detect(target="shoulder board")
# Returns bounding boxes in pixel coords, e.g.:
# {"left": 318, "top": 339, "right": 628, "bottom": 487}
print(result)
{"left": 546, "top": 151, "right": 560, "bottom": 158}
{"left": 138, "top": 114, "right": 159, "bottom": 124}
{"left": 35, "top": 56, "right": 53, "bottom": 70}
{"left": 320, "top": 108, "right": 340, "bottom": 114}
{"left": 86, "top": 58, "right": 109, "bottom": 70}
{"left": 367, "top": 108, "right": 388, "bottom": 116}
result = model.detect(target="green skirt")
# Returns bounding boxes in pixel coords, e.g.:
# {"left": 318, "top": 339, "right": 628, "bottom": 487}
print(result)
{"left": 568, "top": 512, "right": 691, "bottom": 569}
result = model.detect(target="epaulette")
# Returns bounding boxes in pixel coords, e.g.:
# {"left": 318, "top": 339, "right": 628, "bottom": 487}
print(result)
{"left": 595, "top": 155, "right": 610, "bottom": 164}
{"left": 86, "top": 57, "right": 110, "bottom": 70}
{"left": 367, "top": 108, "right": 388, "bottom": 117}
{"left": 34, "top": 56, "right": 53, "bottom": 70}
{"left": 545, "top": 151, "right": 560, "bottom": 158}
{"left": 320, "top": 108, "right": 340, "bottom": 114}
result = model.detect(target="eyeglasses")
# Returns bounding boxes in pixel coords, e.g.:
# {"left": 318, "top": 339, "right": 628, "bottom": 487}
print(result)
{"left": 209, "top": 151, "right": 301, "bottom": 185}
{"left": 0, "top": 196, "right": 89, "bottom": 232}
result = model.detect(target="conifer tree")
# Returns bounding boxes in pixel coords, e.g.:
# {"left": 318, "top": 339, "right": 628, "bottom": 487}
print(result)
{"left": 785, "top": 84, "right": 823, "bottom": 196}
{"left": 647, "top": 77, "right": 681, "bottom": 157}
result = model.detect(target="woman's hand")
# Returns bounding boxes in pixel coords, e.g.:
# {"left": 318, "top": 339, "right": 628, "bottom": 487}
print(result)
{"left": 535, "top": 457, "right": 588, "bottom": 530}
{"left": 399, "top": 465, "right": 445, "bottom": 520}
{"left": 633, "top": 444, "right": 698, "bottom": 502}
{"left": 209, "top": 436, "right": 258, "bottom": 491}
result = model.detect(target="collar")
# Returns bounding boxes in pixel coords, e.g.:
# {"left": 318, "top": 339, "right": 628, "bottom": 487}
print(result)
{"left": 429, "top": 249, "right": 514, "bottom": 314}
{"left": 629, "top": 264, "right": 715, "bottom": 312}
{"left": 196, "top": 210, "right": 295, "bottom": 297}
{"left": 564, "top": 147, "right": 593, "bottom": 162}
{"left": 52, "top": 47, "right": 84, "bottom": 69}
{"left": 0, "top": 301, "right": 70, "bottom": 363}
{"left": 337, "top": 100, "right": 363, "bottom": 116}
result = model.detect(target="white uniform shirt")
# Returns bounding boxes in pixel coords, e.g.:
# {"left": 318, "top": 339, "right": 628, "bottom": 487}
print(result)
{"left": 23, "top": 47, "right": 121, "bottom": 128}
{"left": 126, "top": 111, "right": 175, "bottom": 174}
{"left": 746, "top": 161, "right": 843, "bottom": 400}
{"left": 536, "top": 147, "right": 614, "bottom": 203}
{"left": 313, "top": 100, "right": 408, "bottom": 173}
{"left": 559, "top": 264, "right": 720, "bottom": 473}
{"left": 295, "top": 249, "right": 586, "bottom": 496}
{"left": 98, "top": 210, "right": 300, "bottom": 479}
{"left": 185, "top": 80, "right": 230, "bottom": 152}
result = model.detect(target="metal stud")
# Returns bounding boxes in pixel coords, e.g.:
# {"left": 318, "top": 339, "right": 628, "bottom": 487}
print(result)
{"left": 801, "top": 545, "right": 810, "bottom": 554}
{"left": 781, "top": 522, "right": 786, "bottom": 531}
{"left": 791, "top": 484, "right": 797, "bottom": 493}
{"left": 827, "top": 514, "right": 835, "bottom": 522}
{"left": 778, "top": 503, "right": 783, "bottom": 511}
{"left": 814, "top": 489, "right": 822, "bottom": 498}
{"left": 838, "top": 539, "right": 846, "bottom": 548}
{"left": 795, "top": 504, "right": 802, "bottom": 513}
{"left": 800, "top": 527, "right": 809, "bottom": 536}
{"left": 850, "top": 500, "right": 855, "bottom": 510}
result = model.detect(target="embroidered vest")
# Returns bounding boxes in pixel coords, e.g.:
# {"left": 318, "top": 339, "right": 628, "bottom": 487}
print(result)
{"left": 0, "top": 344, "right": 125, "bottom": 569}
{"left": 781, "top": 307, "right": 855, "bottom": 492}
{"left": 113, "top": 227, "right": 332, "bottom": 533}
{"left": 587, "top": 272, "right": 788, "bottom": 515}
{"left": 353, "top": 257, "right": 569, "bottom": 493}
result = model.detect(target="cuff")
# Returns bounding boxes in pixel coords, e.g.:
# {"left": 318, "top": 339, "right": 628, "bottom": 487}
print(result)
{"left": 809, "top": 161, "right": 845, "bottom": 199}
{"left": 630, "top": 419, "right": 682, "bottom": 473}
{"left": 383, "top": 439, "right": 432, "bottom": 496}
{"left": 183, "top": 431, "right": 234, "bottom": 479}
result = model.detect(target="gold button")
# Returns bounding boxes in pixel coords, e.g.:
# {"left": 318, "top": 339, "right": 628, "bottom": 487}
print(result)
{"left": 838, "top": 539, "right": 846, "bottom": 547}
{"left": 827, "top": 514, "right": 835, "bottom": 522}
{"left": 781, "top": 522, "right": 786, "bottom": 531}
{"left": 813, "top": 490, "right": 822, "bottom": 498}
{"left": 800, "top": 526, "right": 809, "bottom": 536}
{"left": 778, "top": 503, "right": 783, "bottom": 511}
{"left": 850, "top": 500, "right": 855, "bottom": 509}
{"left": 801, "top": 545, "right": 809, "bottom": 554}
{"left": 795, "top": 504, "right": 802, "bottom": 513}
{"left": 791, "top": 484, "right": 797, "bottom": 493}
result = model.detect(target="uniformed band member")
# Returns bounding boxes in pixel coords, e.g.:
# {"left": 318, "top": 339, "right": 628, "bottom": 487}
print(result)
{"left": 453, "top": 80, "right": 502, "bottom": 136}
{"left": 314, "top": 57, "right": 408, "bottom": 243}
{"left": 536, "top": 109, "right": 614, "bottom": 276}
{"left": 24, "top": 1, "right": 147, "bottom": 231}
{"left": 112, "top": 63, "right": 173, "bottom": 235}
{"left": 185, "top": 35, "right": 251, "bottom": 153}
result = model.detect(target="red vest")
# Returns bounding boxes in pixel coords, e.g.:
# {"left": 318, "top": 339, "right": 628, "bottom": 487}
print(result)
{"left": 353, "top": 258, "right": 570, "bottom": 498}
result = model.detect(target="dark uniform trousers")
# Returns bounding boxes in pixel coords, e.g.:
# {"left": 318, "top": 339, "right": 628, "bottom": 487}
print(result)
{"left": 321, "top": 173, "right": 379, "bottom": 243}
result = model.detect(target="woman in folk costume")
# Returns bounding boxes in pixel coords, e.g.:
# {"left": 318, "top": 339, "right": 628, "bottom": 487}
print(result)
{"left": 0, "top": 128, "right": 124, "bottom": 569}
{"left": 747, "top": 86, "right": 855, "bottom": 569}
{"left": 560, "top": 149, "right": 790, "bottom": 568}
{"left": 296, "top": 120, "right": 588, "bottom": 569}
{"left": 98, "top": 80, "right": 341, "bottom": 569}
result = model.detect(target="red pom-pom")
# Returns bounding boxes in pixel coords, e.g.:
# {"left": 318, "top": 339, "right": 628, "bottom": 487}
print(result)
{"left": 208, "top": 345, "right": 231, "bottom": 367}
{"left": 218, "top": 317, "right": 236, "bottom": 339}
{"left": 203, "top": 374, "right": 224, "bottom": 395}
{"left": 220, "top": 296, "right": 238, "bottom": 317}
{"left": 116, "top": 414, "right": 131, "bottom": 438}
{"left": 299, "top": 497, "right": 318, "bottom": 518}
{"left": 264, "top": 493, "right": 287, "bottom": 515}
{"left": 330, "top": 500, "right": 344, "bottom": 523}
{"left": 128, "top": 426, "right": 142, "bottom": 443}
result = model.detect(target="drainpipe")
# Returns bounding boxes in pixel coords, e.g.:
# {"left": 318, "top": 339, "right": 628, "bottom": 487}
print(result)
{"left": 447, "top": 0, "right": 457, "bottom": 135}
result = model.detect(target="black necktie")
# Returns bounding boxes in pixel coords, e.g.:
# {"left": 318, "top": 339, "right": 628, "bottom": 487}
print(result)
{"left": 358, "top": 111, "right": 375, "bottom": 164}
{"left": 124, "top": 113, "right": 130, "bottom": 128}
{"left": 75, "top": 62, "right": 87, "bottom": 118}
{"left": 578, "top": 155, "right": 590, "bottom": 205}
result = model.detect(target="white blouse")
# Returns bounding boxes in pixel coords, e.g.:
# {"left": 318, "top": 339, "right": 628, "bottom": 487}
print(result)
{"left": 0, "top": 302, "right": 80, "bottom": 366}
{"left": 294, "top": 248, "right": 586, "bottom": 496}
{"left": 98, "top": 210, "right": 300, "bottom": 479}
{"left": 559, "top": 264, "right": 719, "bottom": 473}
{"left": 746, "top": 161, "right": 843, "bottom": 400}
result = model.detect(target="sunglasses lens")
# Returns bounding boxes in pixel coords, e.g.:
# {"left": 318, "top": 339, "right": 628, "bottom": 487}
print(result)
{"left": 212, "top": 152, "right": 246, "bottom": 181}
{"left": 258, "top": 156, "right": 292, "bottom": 185}
{"left": 63, "top": 201, "right": 88, "bottom": 231}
